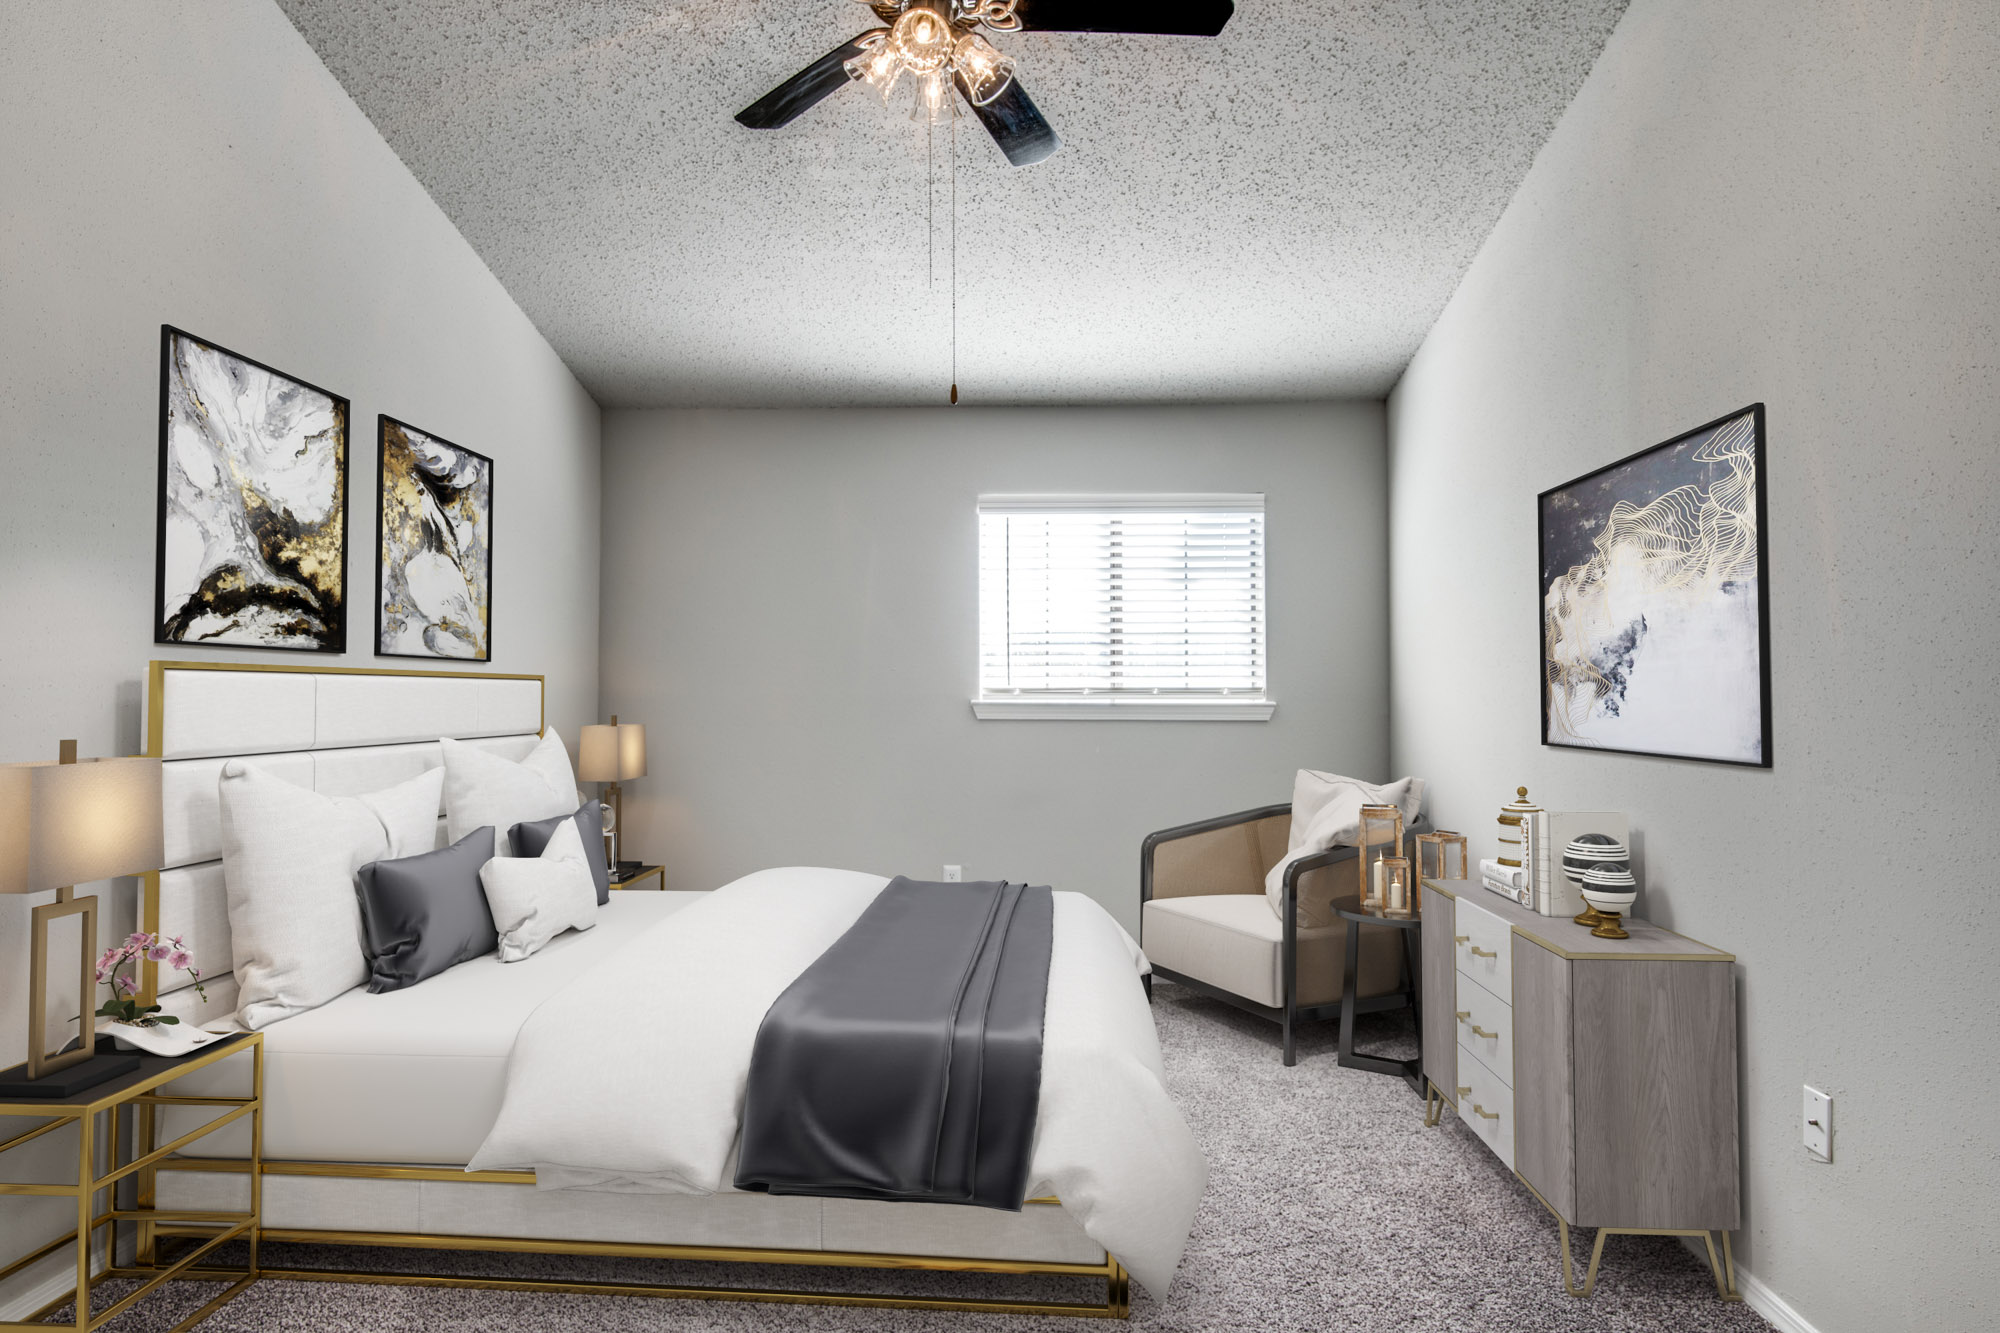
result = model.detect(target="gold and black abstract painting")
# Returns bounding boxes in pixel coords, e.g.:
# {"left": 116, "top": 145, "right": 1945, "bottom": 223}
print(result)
{"left": 376, "top": 416, "right": 492, "bottom": 660}
{"left": 1538, "top": 404, "right": 1771, "bottom": 767}
{"left": 155, "top": 326, "right": 349, "bottom": 652}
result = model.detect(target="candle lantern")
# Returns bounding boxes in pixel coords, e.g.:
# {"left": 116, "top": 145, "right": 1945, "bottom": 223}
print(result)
{"left": 1380, "top": 856, "right": 1412, "bottom": 916}
{"left": 1415, "top": 830, "right": 1468, "bottom": 915}
{"left": 1357, "top": 804, "right": 1405, "bottom": 910}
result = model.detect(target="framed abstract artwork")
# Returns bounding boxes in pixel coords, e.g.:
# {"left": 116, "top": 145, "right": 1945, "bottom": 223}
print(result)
{"left": 375, "top": 415, "right": 493, "bottom": 661}
{"left": 1538, "top": 404, "right": 1772, "bottom": 767}
{"left": 155, "top": 326, "right": 349, "bottom": 652}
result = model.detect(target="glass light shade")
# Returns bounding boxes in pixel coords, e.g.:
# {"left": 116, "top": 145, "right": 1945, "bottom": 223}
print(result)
{"left": 579, "top": 723, "right": 647, "bottom": 782}
{"left": 0, "top": 755, "right": 163, "bottom": 894}
{"left": 891, "top": 5, "right": 954, "bottom": 73}
{"left": 954, "top": 31, "right": 1015, "bottom": 105}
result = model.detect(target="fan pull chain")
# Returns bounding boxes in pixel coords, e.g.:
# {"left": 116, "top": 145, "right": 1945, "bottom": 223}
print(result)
{"left": 927, "top": 115, "right": 934, "bottom": 287}
{"left": 950, "top": 106, "right": 958, "bottom": 406}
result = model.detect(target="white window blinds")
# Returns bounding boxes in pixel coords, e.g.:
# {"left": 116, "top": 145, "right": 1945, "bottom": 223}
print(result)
{"left": 977, "top": 495, "right": 1267, "bottom": 700}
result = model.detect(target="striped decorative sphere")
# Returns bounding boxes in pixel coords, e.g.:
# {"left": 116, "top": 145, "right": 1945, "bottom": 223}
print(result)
{"left": 1562, "top": 833, "right": 1629, "bottom": 885}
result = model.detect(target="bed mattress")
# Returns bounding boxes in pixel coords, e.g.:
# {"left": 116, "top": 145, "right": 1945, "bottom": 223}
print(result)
{"left": 174, "top": 892, "right": 700, "bottom": 1164}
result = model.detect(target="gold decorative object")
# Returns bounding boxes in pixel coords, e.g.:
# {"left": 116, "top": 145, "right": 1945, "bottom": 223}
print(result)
{"left": 1497, "top": 786, "right": 1540, "bottom": 870}
{"left": 1415, "top": 830, "right": 1467, "bottom": 914}
{"left": 1357, "top": 804, "right": 1404, "bottom": 909}
{"left": 0, "top": 740, "right": 164, "bottom": 1084}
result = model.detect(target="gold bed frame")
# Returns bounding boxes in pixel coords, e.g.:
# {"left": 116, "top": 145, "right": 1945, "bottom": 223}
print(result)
{"left": 128, "top": 661, "right": 1132, "bottom": 1320}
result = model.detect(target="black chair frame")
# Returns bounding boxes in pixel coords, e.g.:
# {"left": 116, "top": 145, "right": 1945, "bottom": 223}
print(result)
{"left": 1140, "top": 803, "right": 1428, "bottom": 1066}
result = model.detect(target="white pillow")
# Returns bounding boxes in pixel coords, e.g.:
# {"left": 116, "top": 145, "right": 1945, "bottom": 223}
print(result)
{"left": 218, "top": 761, "right": 445, "bottom": 1029}
{"left": 441, "top": 730, "right": 578, "bottom": 859}
{"left": 1264, "top": 771, "right": 1426, "bottom": 926}
{"left": 478, "top": 818, "right": 597, "bottom": 962}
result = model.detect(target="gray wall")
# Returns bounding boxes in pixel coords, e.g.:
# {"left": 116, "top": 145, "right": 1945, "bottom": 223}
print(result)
{"left": 601, "top": 404, "right": 1388, "bottom": 931}
{"left": 0, "top": 2, "right": 600, "bottom": 1309}
{"left": 1386, "top": 1, "right": 1998, "bottom": 1329}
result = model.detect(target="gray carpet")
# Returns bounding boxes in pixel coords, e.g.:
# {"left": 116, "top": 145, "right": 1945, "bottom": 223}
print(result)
{"left": 65, "top": 982, "right": 1773, "bottom": 1331}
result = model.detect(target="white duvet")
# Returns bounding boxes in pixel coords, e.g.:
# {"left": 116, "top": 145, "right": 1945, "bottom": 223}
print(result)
{"left": 469, "top": 866, "right": 1207, "bottom": 1297}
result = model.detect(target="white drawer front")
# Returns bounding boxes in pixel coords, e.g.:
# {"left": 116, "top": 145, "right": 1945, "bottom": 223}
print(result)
{"left": 1457, "top": 1040, "right": 1515, "bottom": 1170}
{"left": 1454, "top": 974, "right": 1514, "bottom": 1087}
{"left": 1454, "top": 897, "right": 1513, "bottom": 996}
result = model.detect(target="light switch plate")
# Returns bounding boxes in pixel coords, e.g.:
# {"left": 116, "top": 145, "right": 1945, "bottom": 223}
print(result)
{"left": 942, "top": 865, "right": 963, "bottom": 882}
{"left": 1803, "top": 1085, "right": 1832, "bottom": 1161}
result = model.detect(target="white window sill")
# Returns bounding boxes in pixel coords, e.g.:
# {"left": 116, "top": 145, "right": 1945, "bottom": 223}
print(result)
{"left": 969, "top": 696, "right": 1276, "bottom": 721}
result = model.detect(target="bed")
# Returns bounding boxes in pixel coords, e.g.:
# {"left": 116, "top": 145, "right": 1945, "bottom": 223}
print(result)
{"left": 136, "top": 661, "right": 1203, "bottom": 1318}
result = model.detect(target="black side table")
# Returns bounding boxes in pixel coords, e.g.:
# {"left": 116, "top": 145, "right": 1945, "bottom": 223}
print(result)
{"left": 1335, "top": 904, "right": 1424, "bottom": 1094}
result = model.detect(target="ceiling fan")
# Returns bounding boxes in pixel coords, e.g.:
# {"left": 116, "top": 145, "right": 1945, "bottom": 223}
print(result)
{"left": 735, "top": 0, "right": 1236, "bottom": 167}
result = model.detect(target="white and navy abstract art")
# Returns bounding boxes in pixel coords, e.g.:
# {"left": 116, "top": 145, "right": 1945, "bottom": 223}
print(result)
{"left": 155, "top": 328, "right": 348, "bottom": 652}
{"left": 376, "top": 417, "right": 492, "bottom": 660}
{"left": 1538, "top": 405, "right": 1771, "bottom": 767}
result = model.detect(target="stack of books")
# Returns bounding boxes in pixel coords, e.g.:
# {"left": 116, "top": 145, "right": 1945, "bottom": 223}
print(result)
{"left": 1479, "top": 858, "right": 1530, "bottom": 907}
{"left": 1490, "top": 789, "right": 1630, "bottom": 917}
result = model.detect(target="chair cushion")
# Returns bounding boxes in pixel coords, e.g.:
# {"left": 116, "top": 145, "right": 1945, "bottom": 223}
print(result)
{"left": 1142, "top": 894, "right": 1405, "bottom": 1009}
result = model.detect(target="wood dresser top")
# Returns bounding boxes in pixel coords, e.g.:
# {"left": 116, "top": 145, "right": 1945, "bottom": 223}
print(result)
{"left": 1423, "top": 879, "right": 1733, "bottom": 962}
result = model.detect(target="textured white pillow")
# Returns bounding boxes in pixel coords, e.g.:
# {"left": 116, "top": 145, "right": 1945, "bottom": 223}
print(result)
{"left": 218, "top": 761, "right": 445, "bottom": 1029}
{"left": 478, "top": 818, "right": 598, "bottom": 962}
{"left": 441, "top": 730, "right": 578, "bottom": 859}
{"left": 1264, "top": 771, "right": 1426, "bottom": 926}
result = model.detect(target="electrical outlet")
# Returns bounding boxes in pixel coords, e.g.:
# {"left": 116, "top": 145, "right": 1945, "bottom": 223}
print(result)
{"left": 942, "top": 865, "right": 963, "bottom": 882}
{"left": 1803, "top": 1085, "right": 1832, "bottom": 1162}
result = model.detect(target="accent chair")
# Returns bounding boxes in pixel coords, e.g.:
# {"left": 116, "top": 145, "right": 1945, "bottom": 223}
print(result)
{"left": 1141, "top": 803, "right": 1429, "bottom": 1065}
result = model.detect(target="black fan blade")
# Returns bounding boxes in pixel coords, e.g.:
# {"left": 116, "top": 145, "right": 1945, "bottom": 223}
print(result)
{"left": 1011, "top": 0, "right": 1233, "bottom": 36}
{"left": 958, "top": 75, "right": 1061, "bottom": 167}
{"left": 735, "top": 31, "right": 879, "bottom": 129}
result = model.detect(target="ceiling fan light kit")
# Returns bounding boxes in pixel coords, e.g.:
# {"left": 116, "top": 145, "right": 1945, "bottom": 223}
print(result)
{"left": 736, "top": 0, "right": 1235, "bottom": 166}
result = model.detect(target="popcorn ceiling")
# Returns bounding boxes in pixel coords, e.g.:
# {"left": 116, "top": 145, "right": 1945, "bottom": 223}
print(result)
{"left": 276, "top": 0, "right": 1627, "bottom": 406}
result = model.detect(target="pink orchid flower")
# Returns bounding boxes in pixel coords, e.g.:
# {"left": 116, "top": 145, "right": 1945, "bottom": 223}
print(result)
{"left": 168, "top": 949, "right": 192, "bottom": 970}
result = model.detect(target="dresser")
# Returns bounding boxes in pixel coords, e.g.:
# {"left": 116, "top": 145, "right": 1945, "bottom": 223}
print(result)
{"left": 1420, "top": 879, "right": 1742, "bottom": 1300}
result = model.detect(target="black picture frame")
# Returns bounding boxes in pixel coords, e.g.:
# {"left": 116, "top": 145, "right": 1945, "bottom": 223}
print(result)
{"left": 374, "top": 414, "right": 494, "bottom": 662}
{"left": 154, "top": 325, "right": 350, "bottom": 654}
{"left": 1537, "top": 403, "right": 1773, "bottom": 768}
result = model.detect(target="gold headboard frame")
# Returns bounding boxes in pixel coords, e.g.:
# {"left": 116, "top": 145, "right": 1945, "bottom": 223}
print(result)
{"left": 140, "top": 659, "right": 546, "bottom": 1005}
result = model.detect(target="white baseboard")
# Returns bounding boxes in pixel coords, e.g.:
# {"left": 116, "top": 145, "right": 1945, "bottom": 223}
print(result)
{"left": 1679, "top": 1235, "right": 1820, "bottom": 1333}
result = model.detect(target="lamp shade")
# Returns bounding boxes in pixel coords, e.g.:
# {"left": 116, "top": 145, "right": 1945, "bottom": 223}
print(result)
{"left": 0, "top": 756, "right": 163, "bottom": 894}
{"left": 578, "top": 723, "right": 646, "bottom": 782}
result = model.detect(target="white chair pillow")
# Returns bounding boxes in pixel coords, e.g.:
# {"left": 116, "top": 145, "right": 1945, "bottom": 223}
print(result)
{"left": 1264, "top": 771, "right": 1426, "bottom": 926}
{"left": 218, "top": 761, "right": 445, "bottom": 1029}
{"left": 479, "top": 818, "right": 598, "bottom": 962}
{"left": 441, "top": 730, "right": 578, "bottom": 859}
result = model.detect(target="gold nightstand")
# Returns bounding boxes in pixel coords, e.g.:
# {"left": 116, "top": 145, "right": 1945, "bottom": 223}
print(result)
{"left": 609, "top": 864, "right": 665, "bottom": 891}
{"left": 0, "top": 1032, "right": 262, "bottom": 1332}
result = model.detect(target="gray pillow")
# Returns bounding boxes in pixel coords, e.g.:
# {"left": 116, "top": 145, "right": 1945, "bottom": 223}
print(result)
{"left": 510, "top": 803, "right": 610, "bottom": 904}
{"left": 355, "top": 826, "right": 498, "bottom": 993}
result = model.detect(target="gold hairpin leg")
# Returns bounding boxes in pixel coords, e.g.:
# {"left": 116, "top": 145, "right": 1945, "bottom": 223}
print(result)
{"left": 1423, "top": 1081, "right": 1445, "bottom": 1127}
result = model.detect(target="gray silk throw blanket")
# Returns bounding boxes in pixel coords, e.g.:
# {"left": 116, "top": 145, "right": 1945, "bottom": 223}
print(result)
{"left": 733, "top": 876, "right": 1054, "bottom": 1210}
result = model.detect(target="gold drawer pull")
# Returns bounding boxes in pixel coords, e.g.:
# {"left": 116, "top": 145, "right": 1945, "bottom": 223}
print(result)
{"left": 1454, "top": 935, "right": 1470, "bottom": 944}
{"left": 1455, "top": 1010, "right": 1471, "bottom": 1021}
{"left": 1469, "top": 946, "right": 1498, "bottom": 958}
{"left": 1472, "top": 1104, "right": 1501, "bottom": 1121}
{"left": 1471, "top": 1025, "right": 1499, "bottom": 1039}
{"left": 1456, "top": 1086, "right": 1471, "bottom": 1097}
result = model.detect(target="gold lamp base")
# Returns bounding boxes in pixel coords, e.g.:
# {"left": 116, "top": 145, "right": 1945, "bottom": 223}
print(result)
{"left": 27, "top": 884, "right": 98, "bottom": 1080}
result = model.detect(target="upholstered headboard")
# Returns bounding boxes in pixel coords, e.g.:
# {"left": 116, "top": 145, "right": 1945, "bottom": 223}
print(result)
{"left": 141, "top": 661, "right": 546, "bottom": 1020}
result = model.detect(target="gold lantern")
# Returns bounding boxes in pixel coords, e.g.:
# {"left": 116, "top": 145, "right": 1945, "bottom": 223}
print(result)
{"left": 1415, "top": 830, "right": 1468, "bottom": 914}
{"left": 1357, "top": 804, "right": 1405, "bottom": 910}
{"left": 1379, "top": 855, "right": 1413, "bottom": 916}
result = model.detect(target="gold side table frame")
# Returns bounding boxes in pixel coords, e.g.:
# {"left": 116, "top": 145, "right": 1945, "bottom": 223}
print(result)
{"left": 0, "top": 1033, "right": 262, "bottom": 1333}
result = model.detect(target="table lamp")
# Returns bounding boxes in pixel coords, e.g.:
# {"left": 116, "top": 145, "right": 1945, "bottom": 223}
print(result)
{"left": 578, "top": 716, "right": 645, "bottom": 873}
{"left": 0, "top": 741, "right": 163, "bottom": 1092}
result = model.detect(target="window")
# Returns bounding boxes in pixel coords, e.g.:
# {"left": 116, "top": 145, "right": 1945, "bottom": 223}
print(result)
{"left": 974, "top": 494, "right": 1273, "bottom": 720}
